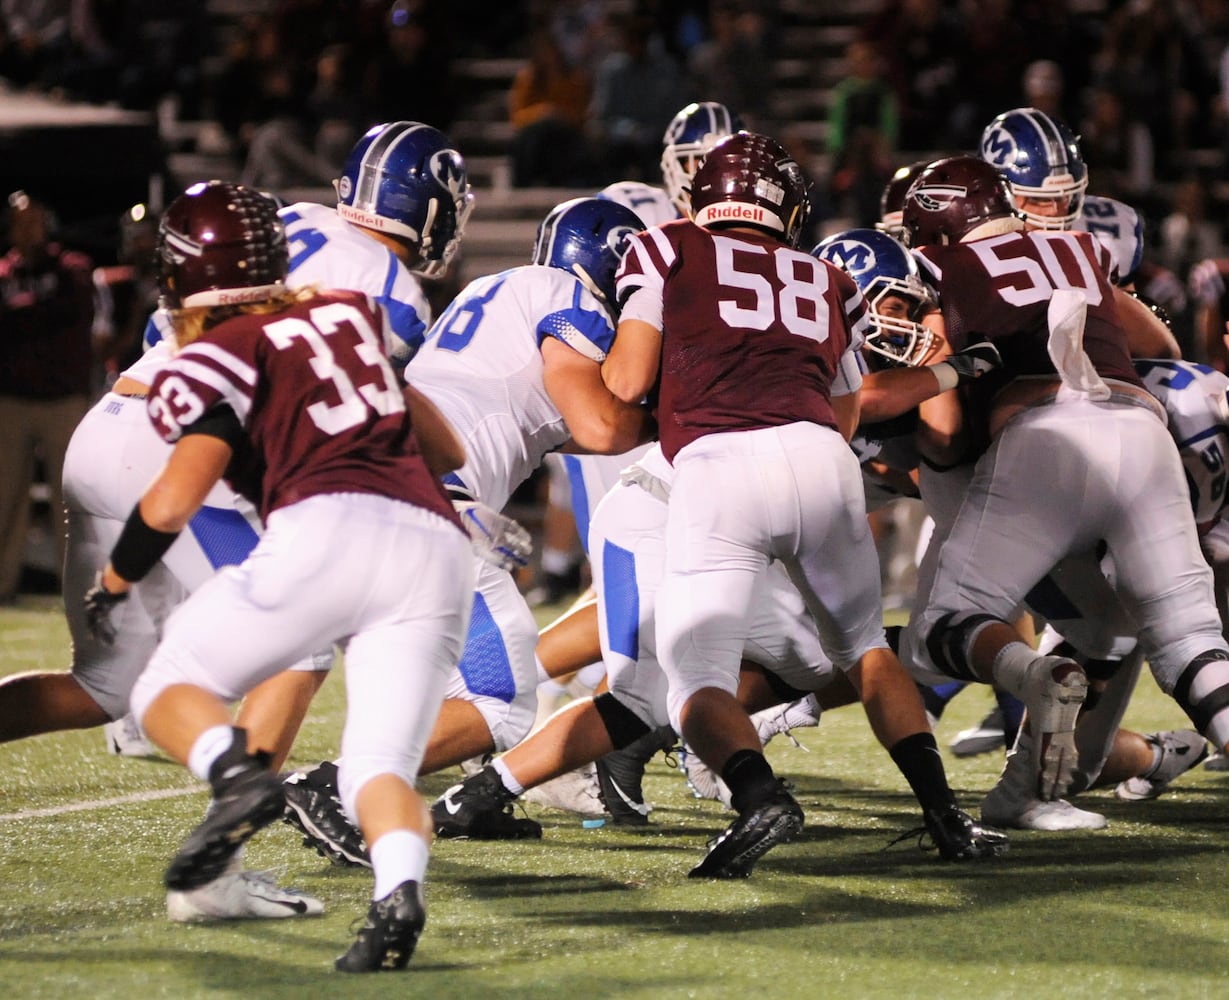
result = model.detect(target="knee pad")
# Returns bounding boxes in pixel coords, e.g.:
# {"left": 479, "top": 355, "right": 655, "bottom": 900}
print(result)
{"left": 593, "top": 691, "right": 651, "bottom": 749}
{"left": 1172, "top": 649, "right": 1229, "bottom": 746}
{"left": 924, "top": 611, "right": 1002, "bottom": 682}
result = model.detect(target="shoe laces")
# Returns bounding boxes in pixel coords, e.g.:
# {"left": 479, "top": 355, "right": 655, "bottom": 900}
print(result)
{"left": 884, "top": 824, "right": 938, "bottom": 855}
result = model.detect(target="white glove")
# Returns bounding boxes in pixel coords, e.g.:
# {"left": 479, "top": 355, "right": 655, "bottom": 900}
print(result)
{"left": 454, "top": 501, "right": 533, "bottom": 572}
{"left": 1189, "top": 259, "right": 1225, "bottom": 308}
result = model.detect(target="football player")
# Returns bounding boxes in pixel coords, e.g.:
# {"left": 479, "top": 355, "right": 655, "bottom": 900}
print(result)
{"left": 899, "top": 156, "right": 1229, "bottom": 809}
{"left": 280, "top": 196, "right": 656, "bottom": 856}
{"left": 83, "top": 181, "right": 476, "bottom": 972}
{"left": 602, "top": 133, "right": 1006, "bottom": 877}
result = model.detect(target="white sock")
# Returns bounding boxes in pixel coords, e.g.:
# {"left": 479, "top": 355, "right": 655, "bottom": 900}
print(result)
{"left": 492, "top": 757, "right": 524, "bottom": 795}
{"left": 370, "top": 830, "right": 429, "bottom": 900}
{"left": 540, "top": 548, "right": 574, "bottom": 575}
{"left": 990, "top": 641, "right": 1040, "bottom": 699}
{"left": 186, "top": 724, "right": 238, "bottom": 782}
{"left": 534, "top": 654, "right": 552, "bottom": 685}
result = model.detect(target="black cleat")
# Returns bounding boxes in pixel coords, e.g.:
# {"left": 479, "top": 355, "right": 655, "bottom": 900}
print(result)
{"left": 431, "top": 766, "right": 542, "bottom": 840}
{"left": 335, "top": 879, "right": 426, "bottom": 973}
{"left": 888, "top": 804, "right": 1009, "bottom": 861}
{"left": 283, "top": 762, "right": 370, "bottom": 868}
{"left": 166, "top": 755, "right": 285, "bottom": 891}
{"left": 594, "top": 725, "right": 675, "bottom": 825}
{"left": 688, "top": 785, "right": 804, "bottom": 879}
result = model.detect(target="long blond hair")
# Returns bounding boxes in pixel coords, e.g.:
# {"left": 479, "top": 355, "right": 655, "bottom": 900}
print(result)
{"left": 170, "top": 285, "right": 320, "bottom": 349}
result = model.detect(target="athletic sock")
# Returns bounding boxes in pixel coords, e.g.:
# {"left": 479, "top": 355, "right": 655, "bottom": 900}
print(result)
{"left": 889, "top": 731, "right": 956, "bottom": 812}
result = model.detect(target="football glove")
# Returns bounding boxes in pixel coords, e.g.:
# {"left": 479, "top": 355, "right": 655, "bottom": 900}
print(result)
{"left": 453, "top": 501, "right": 533, "bottom": 572}
{"left": 83, "top": 571, "right": 129, "bottom": 645}
{"left": 942, "top": 340, "right": 1002, "bottom": 385}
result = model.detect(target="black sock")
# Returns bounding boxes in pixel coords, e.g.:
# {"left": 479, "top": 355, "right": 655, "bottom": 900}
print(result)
{"left": 721, "top": 749, "right": 779, "bottom": 813}
{"left": 888, "top": 732, "right": 956, "bottom": 813}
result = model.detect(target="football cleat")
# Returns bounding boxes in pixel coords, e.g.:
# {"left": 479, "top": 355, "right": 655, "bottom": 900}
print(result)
{"left": 679, "top": 744, "right": 732, "bottom": 808}
{"left": 335, "top": 879, "right": 426, "bottom": 973}
{"left": 521, "top": 764, "right": 605, "bottom": 817}
{"left": 431, "top": 766, "right": 542, "bottom": 840}
{"left": 980, "top": 789, "right": 1107, "bottom": 831}
{"left": 165, "top": 762, "right": 285, "bottom": 891}
{"left": 283, "top": 763, "right": 371, "bottom": 868}
{"left": 594, "top": 725, "right": 676, "bottom": 825}
{"left": 1020, "top": 655, "right": 1088, "bottom": 800}
{"left": 1114, "top": 730, "right": 1209, "bottom": 801}
{"left": 167, "top": 868, "right": 324, "bottom": 922}
{"left": 1204, "top": 749, "right": 1229, "bottom": 771}
{"left": 103, "top": 712, "right": 157, "bottom": 758}
{"left": 751, "top": 694, "right": 821, "bottom": 749}
{"left": 921, "top": 804, "right": 1010, "bottom": 860}
{"left": 688, "top": 785, "right": 803, "bottom": 879}
{"left": 949, "top": 705, "right": 1007, "bottom": 758}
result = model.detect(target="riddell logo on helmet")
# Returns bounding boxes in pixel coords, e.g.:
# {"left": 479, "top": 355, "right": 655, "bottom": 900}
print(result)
{"left": 707, "top": 204, "right": 765, "bottom": 221}
{"left": 217, "top": 287, "right": 275, "bottom": 305}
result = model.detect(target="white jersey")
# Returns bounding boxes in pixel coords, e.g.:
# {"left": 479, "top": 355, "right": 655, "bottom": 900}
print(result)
{"left": 409, "top": 264, "right": 617, "bottom": 512}
{"left": 139, "top": 201, "right": 433, "bottom": 367}
{"left": 1076, "top": 194, "right": 1143, "bottom": 286}
{"left": 558, "top": 447, "right": 653, "bottom": 553}
{"left": 1136, "top": 359, "right": 1229, "bottom": 527}
{"left": 598, "top": 181, "right": 680, "bottom": 229}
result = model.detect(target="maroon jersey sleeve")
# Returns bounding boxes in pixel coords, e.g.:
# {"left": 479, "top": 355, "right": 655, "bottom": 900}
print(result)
{"left": 148, "top": 289, "right": 460, "bottom": 528}
{"left": 635, "top": 222, "right": 867, "bottom": 461}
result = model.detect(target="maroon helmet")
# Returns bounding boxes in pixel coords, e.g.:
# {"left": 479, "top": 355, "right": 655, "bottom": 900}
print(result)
{"left": 689, "top": 132, "right": 810, "bottom": 247}
{"left": 877, "top": 159, "right": 939, "bottom": 239}
{"left": 157, "top": 181, "right": 288, "bottom": 309}
{"left": 901, "top": 155, "right": 1020, "bottom": 248}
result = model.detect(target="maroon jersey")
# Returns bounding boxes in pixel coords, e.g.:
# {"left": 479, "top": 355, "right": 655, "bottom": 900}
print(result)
{"left": 617, "top": 220, "right": 869, "bottom": 462}
{"left": 147, "top": 288, "right": 460, "bottom": 529}
{"left": 914, "top": 230, "right": 1144, "bottom": 405}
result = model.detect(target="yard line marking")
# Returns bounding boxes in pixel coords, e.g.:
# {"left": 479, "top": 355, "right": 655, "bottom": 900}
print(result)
{"left": 0, "top": 784, "right": 205, "bottom": 822}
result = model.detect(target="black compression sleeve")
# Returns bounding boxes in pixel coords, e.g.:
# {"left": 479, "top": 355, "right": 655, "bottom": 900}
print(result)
{"left": 110, "top": 505, "right": 180, "bottom": 583}
{"left": 180, "top": 404, "right": 245, "bottom": 450}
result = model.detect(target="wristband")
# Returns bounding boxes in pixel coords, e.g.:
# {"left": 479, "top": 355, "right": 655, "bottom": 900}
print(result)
{"left": 930, "top": 362, "right": 960, "bottom": 393}
{"left": 110, "top": 505, "right": 180, "bottom": 583}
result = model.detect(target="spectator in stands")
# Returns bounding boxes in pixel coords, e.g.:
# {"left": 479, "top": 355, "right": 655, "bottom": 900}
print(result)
{"left": 825, "top": 38, "right": 897, "bottom": 229}
{"left": 0, "top": 0, "right": 70, "bottom": 90}
{"left": 0, "top": 191, "right": 96, "bottom": 603}
{"left": 588, "top": 12, "right": 689, "bottom": 184}
{"left": 1158, "top": 173, "right": 1225, "bottom": 281}
{"left": 1021, "top": 59, "right": 1066, "bottom": 122}
{"left": 686, "top": 1, "right": 772, "bottom": 129}
{"left": 508, "top": 27, "right": 593, "bottom": 188}
{"left": 362, "top": 0, "right": 457, "bottom": 131}
{"left": 1079, "top": 85, "right": 1155, "bottom": 210}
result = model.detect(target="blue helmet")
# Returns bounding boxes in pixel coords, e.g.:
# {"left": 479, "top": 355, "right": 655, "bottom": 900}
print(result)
{"left": 979, "top": 107, "right": 1087, "bottom": 230}
{"left": 335, "top": 121, "right": 474, "bottom": 278}
{"left": 531, "top": 197, "right": 645, "bottom": 306}
{"left": 811, "top": 228, "right": 937, "bottom": 368}
{"left": 660, "top": 101, "right": 742, "bottom": 216}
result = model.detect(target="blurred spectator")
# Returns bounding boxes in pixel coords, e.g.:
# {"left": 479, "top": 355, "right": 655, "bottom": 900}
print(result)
{"left": 508, "top": 28, "right": 593, "bottom": 187}
{"left": 863, "top": 0, "right": 962, "bottom": 151}
{"left": 1022, "top": 60, "right": 1065, "bottom": 121}
{"left": 362, "top": 0, "right": 457, "bottom": 130}
{"left": 0, "top": 191, "right": 96, "bottom": 603}
{"left": 948, "top": 0, "right": 1031, "bottom": 148}
{"left": 1079, "top": 85, "right": 1155, "bottom": 209}
{"left": 826, "top": 38, "right": 897, "bottom": 228}
{"left": 588, "top": 12, "right": 689, "bottom": 184}
{"left": 687, "top": 1, "right": 772, "bottom": 129}
{"left": 1158, "top": 173, "right": 1224, "bottom": 279}
{"left": 0, "top": 0, "right": 70, "bottom": 90}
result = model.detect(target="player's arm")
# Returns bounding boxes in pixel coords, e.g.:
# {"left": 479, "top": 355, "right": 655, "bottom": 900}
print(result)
{"left": 1113, "top": 284, "right": 1180, "bottom": 360}
{"left": 543, "top": 336, "right": 655, "bottom": 454}
{"left": 403, "top": 382, "right": 465, "bottom": 475}
{"left": 602, "top": 316, "right": 661, "bottom": 403}
{"left": 859, "top": 340, "right": 1001, "bottom": 423}
{"left": 911, "top": 312, "right": 970, "bottom": 466}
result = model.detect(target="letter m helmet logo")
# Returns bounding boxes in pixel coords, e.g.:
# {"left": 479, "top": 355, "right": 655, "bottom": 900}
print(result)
{"left": 980, "top": 126, "right": 1017, "bottom": 168}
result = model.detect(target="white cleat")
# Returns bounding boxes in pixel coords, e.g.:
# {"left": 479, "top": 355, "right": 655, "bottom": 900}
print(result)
{"left": 679, "top": 745, "right": 733, "bottom": 809}
{"left": 751, "top": 694, "right": 821, "bottom": 749}
{"left": 104, "top": 713, "right": 157, "bottom": 758}
{"left": 981, "top": 788, "right": 1107, "bottom": 832}
{"left": 1021, "top": 656, "right": 1088, "bottom": 800}
{"left": 522, "top": 764, "right": 605, "bottom": 817}
{"left": 1204, "top": 749, "right": 1229, "bottom": 771}
{"left": 167, "top": 869, "right": 324, "bottom": 922}
{"left": 1115, "top": 730, "right": 1209, "bottom": 801}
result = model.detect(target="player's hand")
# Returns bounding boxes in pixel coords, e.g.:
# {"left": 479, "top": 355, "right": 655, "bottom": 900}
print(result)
{"left": 83, "top": 571, "right": 129, "bottom": 645}
{"left": 944, "top": 340, "right": 1002, "bottom": 384}
{"left": 1189, "top": 259, "right": 1225, "bottom": 307}
{"left": 453, "top": 501, "right": 533, "bottom": 572}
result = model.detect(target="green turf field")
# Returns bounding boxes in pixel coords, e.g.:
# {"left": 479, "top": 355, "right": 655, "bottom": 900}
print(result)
{"left": 2, "top": 595, "right": 1227, "bottom": 999}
